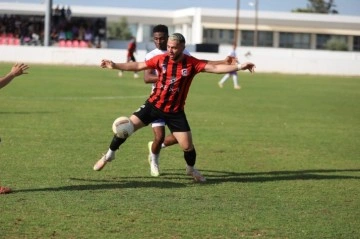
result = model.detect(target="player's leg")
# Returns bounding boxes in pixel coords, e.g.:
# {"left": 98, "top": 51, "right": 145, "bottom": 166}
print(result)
{"left": 148, "top": 121, "right": 165, "bottom": 177}
{"left": 151, "top": 125, "right": 165, "bottom": 155}
{"left": 162, "top": 133, "right": 178, "bottom": 148}
{"left": 93, "top": 114, "right": 145, "bottom": 171}
{"left": 94, "top": 102, "right": 154, "bottom": 171}
{"left": 167, "top": 112, "right": 205, "bottom": 182}
{"left": 132, "top": 55, "right": 139, "bottom": 78}
{"left": 232, "top": 72, "right": 240, "bottom": 89}
{"left": 172, "top": 131, "right": 206, "bottom": 182}
{"left": 218, "top": 73, "right": 230, "bottom": 88}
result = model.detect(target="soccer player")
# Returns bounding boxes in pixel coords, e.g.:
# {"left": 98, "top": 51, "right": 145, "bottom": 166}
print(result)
{"left": 118, "top": 36, "right": 139, "bottom": 78}
{"left": 93, "top": 33, "right": 255, "bottom": 182}
{"left": 0, "top": 62, "right": 29, "bottom": 194}
{"left": 218, "top": 48, "right": 241, "bottom": 89}
{"left": 143, "top": 25, "right": 188, "bottom": 177}
{"left": 144, "top": 25, "right": 238, "bottom": 177}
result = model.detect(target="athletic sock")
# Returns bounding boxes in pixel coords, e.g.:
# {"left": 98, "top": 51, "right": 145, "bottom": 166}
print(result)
{"left": 105, "top": 149, "right": 115, "bottom": 160}
{"left": 184, "top": 148, "right": 196, "bottom": 167}
{"left": 151, "top": 153, "right": 159, "bottom": 161}
{"left": 109, "top": 135, "right": 127, "bottom": 151}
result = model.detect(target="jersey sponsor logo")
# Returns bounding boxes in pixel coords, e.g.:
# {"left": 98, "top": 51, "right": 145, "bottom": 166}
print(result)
{"left": 181, "top": 69, "right": 188, "bottom": 76}
{"left": 170, "top": 77, "right": 176, "bottom": 84}
{"left": 161, "top": 64, "right": 167, "bottom": 74}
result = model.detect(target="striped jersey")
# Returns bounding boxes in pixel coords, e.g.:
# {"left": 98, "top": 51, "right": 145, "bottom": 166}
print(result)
{"left": 145, "top": 53, "right": 207, "bottom": 113}
{"left": 145, "top": 48, "right": 191, "bottom": 93}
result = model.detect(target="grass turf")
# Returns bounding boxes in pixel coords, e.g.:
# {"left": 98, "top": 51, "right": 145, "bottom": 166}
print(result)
{"left": 0, "top": 63, "right": 359, "bottom": 238}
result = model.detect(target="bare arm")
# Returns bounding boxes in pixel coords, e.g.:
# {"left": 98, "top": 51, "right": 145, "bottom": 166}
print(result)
{"left": 203, "top": 62, "right": 255, "bottom": 74}
{"left": 100, "top": 59, "right": 148, "bottom": 71}
{"left": 205, "top": 56, "right": 237, "bottom": 65}
{"left": 0, "top": 63, "right": 29, "bottom": 89}
{"left": 143, "top": 69, "right": 158, "bottom": 84}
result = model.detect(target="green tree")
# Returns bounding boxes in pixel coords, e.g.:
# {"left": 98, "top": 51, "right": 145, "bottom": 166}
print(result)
{"left": 107, "top": 17, "right": 133, "bottom": 40}
{"left": 325, "top": 38, "right": 348, "bottom": 51}
{"left": 292, "top": 0, "right": 338, "bottom": 14}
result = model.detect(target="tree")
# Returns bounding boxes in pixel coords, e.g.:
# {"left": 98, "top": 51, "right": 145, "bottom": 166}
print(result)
{"left": 292, "top": 0, "right": 338, "bottom": 14}
{"left": 325, "top": 38, "right": 348, "bottom": 51}
{"left": 107, "top": 17, "right": 133, "bottom": 40}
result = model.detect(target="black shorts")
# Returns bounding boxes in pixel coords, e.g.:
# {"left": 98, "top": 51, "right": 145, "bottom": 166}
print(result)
{"left": 133, "top": 101, "right": 191, "bottom": 132}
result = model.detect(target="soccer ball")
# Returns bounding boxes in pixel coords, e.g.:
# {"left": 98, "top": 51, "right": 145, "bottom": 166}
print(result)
{"left": 112, "top": 116, "right": 134, "bottom": 138}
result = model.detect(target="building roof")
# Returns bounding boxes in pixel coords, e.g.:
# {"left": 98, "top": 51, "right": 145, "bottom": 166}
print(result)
{"left": 1, "top": 2, "right": 360, "bottom": 36}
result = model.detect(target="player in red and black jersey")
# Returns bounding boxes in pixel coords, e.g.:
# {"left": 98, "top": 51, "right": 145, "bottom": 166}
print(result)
{"left": 118, "top": 36, "right": 139, "bottom": 78}
{"left": 144, "top": 25, "right": 237, "bottom": 178}
{"left": 94, "top": 33, "right": 255, "bottom": 182}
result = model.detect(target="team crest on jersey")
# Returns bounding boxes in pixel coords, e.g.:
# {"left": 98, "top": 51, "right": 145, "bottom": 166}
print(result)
{"left": 181, "top": 69, "right": 188, "bottom": 76}
{"left": 161, "top": 64, "right": 166, "bottom": 74}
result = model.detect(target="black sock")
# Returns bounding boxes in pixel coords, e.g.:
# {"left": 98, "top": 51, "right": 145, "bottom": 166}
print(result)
{"left": 109, "top": 135, "right": 127, "bottom": 151}
{"left": 184, "top": 148, "right": 196, "bottom": 166}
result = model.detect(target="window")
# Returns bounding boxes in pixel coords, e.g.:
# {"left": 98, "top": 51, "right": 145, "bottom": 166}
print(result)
{"left": 241, "top": 30, "right": 273, "bottom": 47}
{"left": 354, "top": 36, "right": 360, "bottom": 51}
{"left": 316, "top": 34, "right": 331, "bottom": 49}
{"left": 229, "top": 30, "right": 234, "bottom": 41}
{"left": 258, "top": 31, "right": 273, "bottom": 47}
{"left": 317, "top": 34, "right": 348, "bottom": 50}
{"left": 203, "top": 29, "right": 215, "bottom": 43}
{"left": 219, "top": 29, "right": 224, "bottom": 39}
{"left": 203, "top": 28, "right": 235, "bottom": 44}
{"left": 279, "top": 32, "right": 310, "bottom": 49}
{"left": 241, "top": 30, "right": 254, "bottom": 46}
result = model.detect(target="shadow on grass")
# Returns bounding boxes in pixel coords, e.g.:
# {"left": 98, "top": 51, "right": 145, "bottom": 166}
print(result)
{"left": 195, "top": 168, "right": 360, "bottom": 184}
{"left": 153, "top": 168, "right": 360, "bottom": 184}
{"left": 11, "top": 169, "right": 359, "bottom": 193}
{"left": 12, "top": 180, "right": 186, "bottom": 194}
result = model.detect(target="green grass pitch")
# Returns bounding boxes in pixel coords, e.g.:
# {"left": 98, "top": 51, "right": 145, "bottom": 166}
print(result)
{"left": 0, "top": 63, "right": 359, "bottom": 238}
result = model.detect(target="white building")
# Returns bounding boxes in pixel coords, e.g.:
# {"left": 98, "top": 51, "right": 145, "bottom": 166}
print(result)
{"left": 1, "top": 2, "right": 360, "bottom": 51}
{"left": 1, "top": 2, "right": 360, "bottom": 76}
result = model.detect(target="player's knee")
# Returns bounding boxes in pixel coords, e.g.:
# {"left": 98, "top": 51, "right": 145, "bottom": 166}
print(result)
{"left": 182, "top": 144, "right": 194, "bottom": 152}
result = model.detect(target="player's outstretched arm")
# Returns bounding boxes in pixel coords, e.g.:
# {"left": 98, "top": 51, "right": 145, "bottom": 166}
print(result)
{"left": 0, "top": 63, "right": 29, "bottom": 89}
{"left": 100, "top": 59, "right": 116, "bottom": 69}
{"left": 100, "top": 59, "right": 148, "bottom": 72}
{"left": 239, "top": 62, "right": 256, "bottom": 73}
{"left": 203, "top": 56, "right": 237, "bottom": 66}
{"left": 204, "top": 62, "right": 255, "bottom": 74}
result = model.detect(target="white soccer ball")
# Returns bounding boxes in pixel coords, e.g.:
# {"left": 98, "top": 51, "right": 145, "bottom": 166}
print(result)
{"left": 112, "top": 116, "right": 134, "bottom": 138}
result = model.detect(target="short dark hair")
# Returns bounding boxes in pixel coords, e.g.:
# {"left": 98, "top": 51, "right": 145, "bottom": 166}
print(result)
{"left": 152, "top": 24, "right": 169, "bottom": 35}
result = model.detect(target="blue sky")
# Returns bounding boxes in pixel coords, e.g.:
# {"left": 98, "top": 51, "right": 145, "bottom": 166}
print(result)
{"left": 10, "top": 0, "right": 360, "bottom": 16}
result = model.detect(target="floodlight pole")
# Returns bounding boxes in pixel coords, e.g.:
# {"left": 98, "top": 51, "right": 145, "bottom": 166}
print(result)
{"left": 234, "top": 0, "right": 240, "bottom": 49}
{"left": 253, "top": 0, "right": 258, "bottom": 47}
{"left": 44, "top": 0, "right": 52, "bottom": 46}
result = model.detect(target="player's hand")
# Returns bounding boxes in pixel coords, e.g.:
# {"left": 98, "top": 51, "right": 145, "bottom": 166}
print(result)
{"left": 10, "top": 63, "right": 29, "bottom": 77}
{"left": 241, "top": 62, "right": 256, "bottom": 73}
{"left": 100, "top": 59, "right": 115, "bottom": 69}
{"left": 225, "top": 56, "right": 238, "bottom": 65}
